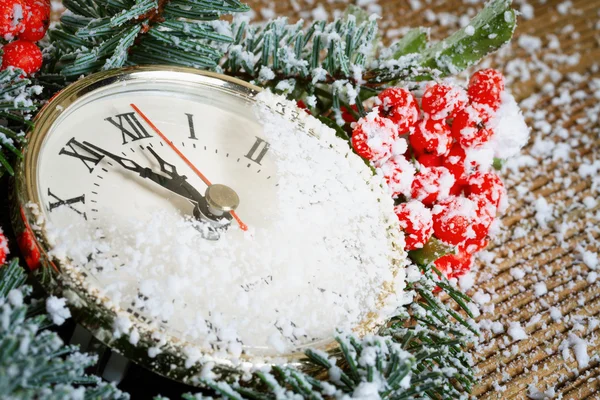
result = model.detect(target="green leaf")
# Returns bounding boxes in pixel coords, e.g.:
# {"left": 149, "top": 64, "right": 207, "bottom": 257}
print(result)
{"left": 389, "top": 27, "right": 428, "bottom": 58}
{"left": 419, "top": 0, "right": 516, "bottom": 76}
{"left": 408, "top": 237, "right": 455, "bottom": 267}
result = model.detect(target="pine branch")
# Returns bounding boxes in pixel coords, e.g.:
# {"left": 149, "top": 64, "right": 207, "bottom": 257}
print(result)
{"left": 0, "top": 68, "right": 39, "bottom": 177}
{"left": 222, "top": 0, "right": 516, "bottom": 124}
{"left": 0, "top": 260, "right": 128, "bottom": 399}
{"left": 49, "top": 0, "right": 249, "bottom": 78}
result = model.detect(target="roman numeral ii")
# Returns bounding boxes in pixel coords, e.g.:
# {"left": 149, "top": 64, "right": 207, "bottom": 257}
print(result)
{"left": 245, "top": 137, "right": 270, "bottom": 165}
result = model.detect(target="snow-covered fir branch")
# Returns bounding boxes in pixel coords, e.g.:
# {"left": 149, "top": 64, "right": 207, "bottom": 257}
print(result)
{"left": 0, "top": 255, "right": 476, "bottom": 399}
{"left": 49, "top": 0, "right": 250, "bottom": 77}
{"left": 221, "top": 0, "right": 516, "bottom": 124}
{"left": 0, "top": 68, "right": 40, "bottom": 177}
{"left": 0, "top": 260, "right": 128, "bottom": 400}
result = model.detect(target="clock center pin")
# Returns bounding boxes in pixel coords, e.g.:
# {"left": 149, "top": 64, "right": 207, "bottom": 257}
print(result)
{"left": 205, "top": 184, "right": 240, "bottom": 216}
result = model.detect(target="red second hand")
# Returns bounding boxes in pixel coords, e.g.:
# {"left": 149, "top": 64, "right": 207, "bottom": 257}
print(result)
{"left": 130, "top": 103, "right": 248, "bottom": 231}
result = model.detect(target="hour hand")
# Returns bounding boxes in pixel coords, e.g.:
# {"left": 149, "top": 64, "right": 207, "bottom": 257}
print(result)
{"left": 82, "top": 141, "right": 144, "bottom": 174}
{"left": 82, "top": 141, "right": 204, "bottom": 204}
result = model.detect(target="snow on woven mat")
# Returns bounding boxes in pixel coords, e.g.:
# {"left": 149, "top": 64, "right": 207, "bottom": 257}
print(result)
{"left": 45, "top": 91, "right": 406, "bottom": 363}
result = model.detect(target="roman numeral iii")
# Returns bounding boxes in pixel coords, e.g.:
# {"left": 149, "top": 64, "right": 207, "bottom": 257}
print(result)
{"left": 105, "top": 112, "right": 151, "bottom": 144}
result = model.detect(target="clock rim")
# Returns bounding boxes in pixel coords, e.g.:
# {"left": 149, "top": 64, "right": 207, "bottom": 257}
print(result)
{"left": 10, "top": 65, "right": 405, "bottom": 385}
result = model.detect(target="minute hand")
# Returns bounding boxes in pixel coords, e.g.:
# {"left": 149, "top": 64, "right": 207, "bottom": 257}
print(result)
{"left": 82, "top": 141, "right": 206, "bottom": 205}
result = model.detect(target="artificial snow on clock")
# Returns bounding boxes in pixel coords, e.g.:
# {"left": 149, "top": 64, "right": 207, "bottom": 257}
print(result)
{"left": 11, "top": 66, "right": 406, "bottom": 381}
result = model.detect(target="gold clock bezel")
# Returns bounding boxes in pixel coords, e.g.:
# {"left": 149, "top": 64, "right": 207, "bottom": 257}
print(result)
{"left": 10, "top": 65, "right": 405, "bottom": 385}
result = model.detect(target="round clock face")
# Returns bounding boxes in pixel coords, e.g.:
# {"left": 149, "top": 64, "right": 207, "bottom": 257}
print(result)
{"left": 15, "top": 67, "right": 405, "bottom": 376}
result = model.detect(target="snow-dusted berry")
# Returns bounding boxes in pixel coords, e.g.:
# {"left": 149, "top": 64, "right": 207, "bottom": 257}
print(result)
{"left": 464, "top": 171, "right": 506, "bottom": 210}
{"left": 377, "top": 87, "right": 420, "bottom": 133}
{"left": 0, "top": 0, "right": 25, "bottom": 40}
{"left": 394, "top": 200, "right": 434, "bottom": 250}
{"left": 432, "top": 195, "right": 480, "bottom": 245}
{"left": 20, "top": 0, "right": 50, "bottom": 41}
{"left": 421, "top": 83, "right": 468, "bottom": 120}
{"left": 434, "top": 250, "right": 473, "bottom": 279}
{"left": 417, "top": 153, "right": 443, "bottom": 168}
{"left": 460, "top": 236, "right": 489, "bottom": 255}
{"left": 411, "top": 166, "right": 455, "bottom": 206}
{"left": 351, "top": 111, "right": 398, "bottom": 164}
{"left": 409, "top": 118, "right": 452, "bottom": 156}
{"left": 468, "top": 69, "right": 504, "bottom": 111}
{"left": 470, "top": 194, "right": 496, "bottom": 241}
{"left": 451, "top": 106, "right": 494, "bottom": 148}
{"left": 380, "top": 154, "right": 416, "bottom": 198}
{"left": 1, "top": 40, "right": 43, "bottom": 75}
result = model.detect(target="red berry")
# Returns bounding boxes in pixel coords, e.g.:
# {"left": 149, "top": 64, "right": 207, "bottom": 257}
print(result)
{"left": 341, "top": 105, "right": 358, "bottom": 123}
{"left": 451, "top": 106, "right": 493, "bottom": 148}
{"left": 377, "top": 87, "right": 420, "bottom": 133}
{"left": 418, "top": 153, "right": 443, "bottom": 168}
{"left": 20, "top": 0, "right": 50, "bottom": 41}
{"left": 0, "top": 0, "right": 26, "bottom": 40}
{"left": 421, "top": 83, "right": 468, "bottom": 120}
{"left": 411, "top": 166, "right": 455, "bottom": 206}
{"left": 471, "top": 194, "right": 496, "bottom": 240}
{"left": 351, "top": 112, "right": 398, "bottom": 163}
{"left": 464, "top": 171, "right": 506, "bottom": 209}
{"left": 395, "top": 200, "right": 434, "bottom": 250}
{"left": 17, "top": 229, "right": 40, "bottom": 270}
{"left": 434, "top": 250, "right": 473, "bottom": 279}
{"left": 409, "top": 118, "right": 452, "bottom": 156}
{"left": 380, "top": 154, "right": 416, "bottom": 198}
{"left": 432, "top": 195, "right": 480, "bottom": 245}
{"left": 0, "top": 231, "right": 8, "bottom": 265}
{"left": 1, "top": 40, "right": 43, "bottom": 75}
{"left": 442, "top": 144, "right": 466, "bottom": 180}
{"left": 468, "top": 69, "right": 504, "bottom": 111}
{"left": 460, "top": 236, "right": 489, "bottom": 255}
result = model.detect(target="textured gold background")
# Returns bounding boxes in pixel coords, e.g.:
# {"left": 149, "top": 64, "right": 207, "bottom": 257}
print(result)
{"left": 243, "top": 0, "right": 600, "bottom": 398}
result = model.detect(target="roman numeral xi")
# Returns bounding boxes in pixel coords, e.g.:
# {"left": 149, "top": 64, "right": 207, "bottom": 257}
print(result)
{"left": 59, "top": 138, "right": 104, "bottom": 173}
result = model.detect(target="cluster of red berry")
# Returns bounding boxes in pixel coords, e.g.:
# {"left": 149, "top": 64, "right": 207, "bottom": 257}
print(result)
{"left": 0, "top": 0, "right": 50, "bottom": 75}
{"left": 352, "top": 69, "right": 507, "bottom": 279}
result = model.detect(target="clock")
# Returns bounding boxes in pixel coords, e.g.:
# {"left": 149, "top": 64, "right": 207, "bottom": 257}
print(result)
{"left": 10, "top": 66, "right": 406, "bottom": 384}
